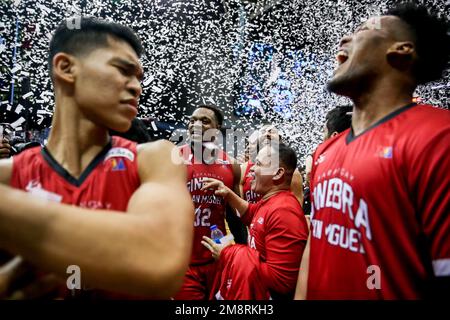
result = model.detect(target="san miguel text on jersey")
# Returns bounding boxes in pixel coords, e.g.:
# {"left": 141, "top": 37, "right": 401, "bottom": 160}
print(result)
{"left": 179, "top": 144, "right": 234, "bottom": 265}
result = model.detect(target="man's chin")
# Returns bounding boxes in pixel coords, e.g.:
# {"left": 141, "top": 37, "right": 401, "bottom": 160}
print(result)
{"left": 326, "top": 76, "right": 354, "bottom": 97}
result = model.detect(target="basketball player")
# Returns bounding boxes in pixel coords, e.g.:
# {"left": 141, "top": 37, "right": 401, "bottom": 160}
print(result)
{"left": 296, "top": 4, "right": 450, "bottom": 299}
{"left": 174, "top": 105, "right": 241, "bottom": 300}
{"left": 0, "top": 17, "right": 193, "bottom": 299}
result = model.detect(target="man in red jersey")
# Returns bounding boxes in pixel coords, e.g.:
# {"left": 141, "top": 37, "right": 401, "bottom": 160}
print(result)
{"left": 174, "top": 105, "right": 241, "bottom": 300}
{"left": 202, "top": 143, "right": 309, "bottom": 299}
{"left": 295, "top": 3, "right": 450, "bottom": 299}
{"left": 0, "top": 17, "right": 193, "bottom": 299}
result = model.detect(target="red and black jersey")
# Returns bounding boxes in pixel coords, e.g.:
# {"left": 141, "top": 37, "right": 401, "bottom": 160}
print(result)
{"left": 308, "top": 104, "right": 450, "bottom": 299}
{"left": 11, "top": 136, "right": 140, "bottom": 209}
{"left": 10, "top": 136, "right": 141, "bottom": 299}
{"left": 242, "top": 162, "right": 262, "bottom": 203}
{"left": 179, "top": 144, "right": 234, "bottom": 265}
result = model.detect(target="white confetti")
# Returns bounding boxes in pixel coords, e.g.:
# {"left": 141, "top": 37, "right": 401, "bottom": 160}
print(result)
{"left": 10, "top": 117, "right": 26, "bottom": 128}
{"left": 0, "top": 0, "right": 446, "bottom": 161}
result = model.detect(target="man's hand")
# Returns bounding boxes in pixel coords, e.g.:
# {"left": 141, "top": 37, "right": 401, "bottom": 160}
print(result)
{"left": 201, "top": 236, "right": 231, "bottom": 260}
{"left": 0, "top": 139, "right": 11, "bottom": 159}
{"left": 202, "top": 178, "right": 231, "bottom": 198}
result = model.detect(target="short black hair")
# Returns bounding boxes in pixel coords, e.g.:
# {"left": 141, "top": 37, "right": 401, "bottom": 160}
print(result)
{"left": 386, "top": 3, "right": 450, "bottom": 84}
{"left": 49, "top": 16, "right": 144, "bottom": 75}
{"left": 195, "top": 105, "right": 224, "bottom": 127}
{"left": 325, "top": 105, "right": 352, "bottom": 134}
{"left": 269, "top": 142, "right": 297, "bottom": 173}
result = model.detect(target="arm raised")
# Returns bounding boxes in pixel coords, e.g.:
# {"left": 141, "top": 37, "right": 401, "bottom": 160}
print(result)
{"left": 202, "top": 177, "right": 249, "bottom": 217}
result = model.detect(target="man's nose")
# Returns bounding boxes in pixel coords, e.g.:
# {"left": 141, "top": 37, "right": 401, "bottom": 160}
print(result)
{"left": 339, "top": 35, "right": 352, "bottom": 48}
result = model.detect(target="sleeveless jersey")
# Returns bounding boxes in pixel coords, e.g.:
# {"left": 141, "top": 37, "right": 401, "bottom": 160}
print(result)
{"left": 179, "top": 144, "right": 234, "bottom": 265}
{"left": 10, "top": 136, "right": 140, "bottom": 298}
{"left": 11, "top": 136, "right": 140, "bottom": 210}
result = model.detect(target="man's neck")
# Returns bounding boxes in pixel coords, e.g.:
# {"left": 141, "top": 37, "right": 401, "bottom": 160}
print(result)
{"left": 46, "top": 98, "right": 110, "bottom": 178}
{"left": 190, "top": 141, "right": 218, "bottom": 164}
{"left": 351, "top": 78, "right": 414, "bottom": 136}
{"left": 261, "top": 185, "right": 290, "bottom": 201}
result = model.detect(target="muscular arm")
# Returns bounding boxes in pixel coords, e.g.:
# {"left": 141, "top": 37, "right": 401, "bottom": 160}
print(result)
{"left": 290, "top": 169, "right": 304, "bottom": 205}
{"left": 0, "top": 157, "right": 13, "bottom": 185}
{"left": 0, "top": 140, "right": 194, "bottom": 298}
{"left": 230, "top": 158, "right": 242, "bottom": 195}
{"left": 294, "top": 235, "right": 310, "bottom": 300}
{"left": 238, "top": 162, "right": 248, "bottom": 198}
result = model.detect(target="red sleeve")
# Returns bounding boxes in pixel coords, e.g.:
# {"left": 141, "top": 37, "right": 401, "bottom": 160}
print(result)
{"left": 216, "top": 245, "right": 270, "bottom": 300}
{"left": 409, "top": 125, "right": 450, "bottom": 278}
{"left": 241, "top": 202, "right": 258, "bottom": 226}
{"left": 259, "top": 207, "right": 309, "bottom": 295}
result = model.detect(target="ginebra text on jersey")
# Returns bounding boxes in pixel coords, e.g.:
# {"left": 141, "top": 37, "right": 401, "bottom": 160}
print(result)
{"left": 311, "top": 177, "right": 372, "bottom": 254}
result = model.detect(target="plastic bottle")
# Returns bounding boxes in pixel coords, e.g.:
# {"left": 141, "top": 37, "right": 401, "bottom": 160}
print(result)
{"left": 210, "top": 225, "right": 224, "bottom": 244}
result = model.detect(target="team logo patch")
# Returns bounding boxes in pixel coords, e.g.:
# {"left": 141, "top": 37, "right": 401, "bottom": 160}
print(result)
{"left": 104, "top": 147, "right": 134, "bottom": 162}
{"left": 111, "top": 158, "right": 126, "bottom": 171}
{"left": 257, "top": 217, "right": 264, "bottom": 225}
{"left": 378, "top": 146, "right": 393, "bottom": 159}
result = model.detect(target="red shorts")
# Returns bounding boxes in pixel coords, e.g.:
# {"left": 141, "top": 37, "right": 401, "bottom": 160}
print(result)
{"left": 173, "top": 262, "right": 218, "bottom": 300}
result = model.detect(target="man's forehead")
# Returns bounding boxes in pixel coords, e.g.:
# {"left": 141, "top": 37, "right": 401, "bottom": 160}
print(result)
{"left": 360, "top": 15, "right": 403, "bottom": 30}
{"left": 191, "top": 108, "right": 215, "bottom": 118}
{"left": 106, "top": 36, "right": 141, "bottom": 63}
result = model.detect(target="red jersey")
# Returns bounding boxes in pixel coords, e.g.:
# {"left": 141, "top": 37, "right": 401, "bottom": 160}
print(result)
{"left": 10, "top": 136, "right": 140, "bottom": 299}
{"left": 308, "top": 104, "right": 450, "bottom": 299}
{"left": 211, "top": 244, "right": 271, "bottom": 300}
{"left": 11, "top": 136, "right": 140, "bottom": 210}
{"left": 240, "top": 190, "right": 309, "bottom": 298}
{"left": 179, "top": 144, "right": 234, "bottom": 265}
{"left": 242, "top": 162, "right": 262, "bottom": 203}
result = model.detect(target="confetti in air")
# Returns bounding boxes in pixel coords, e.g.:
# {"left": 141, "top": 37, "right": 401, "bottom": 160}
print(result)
{"left": 0, "top": 0, "right": 449, "bottom": 165}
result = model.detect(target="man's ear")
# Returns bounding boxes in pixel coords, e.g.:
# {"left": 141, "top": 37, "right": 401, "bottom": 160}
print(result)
{"left": 272, "top": 167, "right": 285, "bottom": 182}
{"left": 387, "top": 42, "right": 416, "bottom": 69}
{"left": 330, "top": 131, "right": 339, "bottom": 138}
{"left": 52, "top": 53, "right": 77, "bottom": 84}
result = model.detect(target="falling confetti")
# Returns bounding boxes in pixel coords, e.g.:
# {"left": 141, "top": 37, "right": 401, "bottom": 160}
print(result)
{"left": 0, "top": 0, "right": 448, "bottom": 166}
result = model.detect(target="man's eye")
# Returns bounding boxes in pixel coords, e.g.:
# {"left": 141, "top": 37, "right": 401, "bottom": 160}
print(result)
{"left": 117, "top": 66, "right": 130, "bottom": 75}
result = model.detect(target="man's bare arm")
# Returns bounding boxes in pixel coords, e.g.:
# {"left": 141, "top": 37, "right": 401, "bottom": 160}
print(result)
{"left": 294, "top": 235, "right": 310, "bottom": 300}
{"left": 0, "top": 157, "right": 13, "bottom": 185}
{"left": 291, "top": 169, "right": 304, "bottom": 205}
{"left": 238, "top": 162, "right": 248, "bottom": 198}
{"left": 231, "top": 162, "right": 242, "bottom": 195}
{"left": 0, "top": 140, "right": 194, "bottom": 298}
